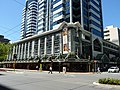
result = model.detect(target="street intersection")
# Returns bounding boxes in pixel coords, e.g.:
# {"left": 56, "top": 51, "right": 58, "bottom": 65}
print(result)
{"left": 0, "top": 69, "right": 120, "bottom": 90}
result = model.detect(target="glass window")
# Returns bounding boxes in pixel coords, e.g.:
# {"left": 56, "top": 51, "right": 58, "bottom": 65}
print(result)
{"left": 89, "top": 12, "right": 100, "bottom": 21}
{"left": 89, "top": 5, "right": 100, "bottom": 14}
{"left": 53, "top": 0, "right": 61, "bottom": 5}
{"left": 92, "top": 29, "right": 102, "bottom": 37}
{"left": 65, "top": 1, "right": 70, "bottom": 7}
{"left": 65, "top": 9, "right": 70, "bottom": 14}
{"left": 90, "top": 20, "right": 101, "bottom": 29}
{"left": 53, "top": 18, "right": 64, "bottom": 26}
{"left": 53, "top": 4, "right": 63, "bottom": 12}
{"left": 53, "top": 11, "right": 63, "bottom": 19}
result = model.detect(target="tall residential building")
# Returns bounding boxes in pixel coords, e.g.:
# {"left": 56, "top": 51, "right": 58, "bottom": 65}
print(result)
{"left": 21, "top": 0, "right": 38, "bottom": 39}
{"left": 104, "top": 25, "right": 120, "bottom": 46}
{"left": 21, "top": 0, "right": 103, "bottom": 39}
{"left": 5, "top": 0, "right": 120, "bottom": 72}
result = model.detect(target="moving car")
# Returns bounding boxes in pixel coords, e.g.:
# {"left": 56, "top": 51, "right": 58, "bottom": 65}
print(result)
{"left": 108, "top": 67, "right": 119, "bottom": 73}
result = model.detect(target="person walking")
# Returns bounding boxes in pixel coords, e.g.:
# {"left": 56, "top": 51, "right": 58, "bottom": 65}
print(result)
{"left": 97, "top": 67, "right": 101, "bottom": 74}
{"left": 48, "top": 66, "right": 52, "bottom": 74}
{"left": 36, "top": 65, "right": 39, "bottom": 71}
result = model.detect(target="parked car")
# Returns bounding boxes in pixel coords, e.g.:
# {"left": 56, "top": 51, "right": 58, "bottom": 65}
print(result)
{"left": 108, "top": 67, "right": 119, "bottom": 73}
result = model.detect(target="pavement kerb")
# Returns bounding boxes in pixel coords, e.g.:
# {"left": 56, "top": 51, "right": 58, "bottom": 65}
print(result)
{"left": 0, "top": 68, "right": 94, "bottom": 74}
{"left": 65, "top": 72, "right": 94, "bottom": 74}
{"left": 93, "top": 82, "right": 120, "bottom": 88}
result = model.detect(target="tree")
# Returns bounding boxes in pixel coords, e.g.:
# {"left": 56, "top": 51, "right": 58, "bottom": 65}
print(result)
{"left": 0, "top": 43, "right": 13, "bottom": 62}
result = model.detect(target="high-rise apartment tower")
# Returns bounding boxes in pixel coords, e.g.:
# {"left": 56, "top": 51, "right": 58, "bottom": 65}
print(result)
{"left": 21, "top": 0, "right": 103, "bottom": 39}
{"left": 21, "top": 0, "right": 38, "bottom": 39}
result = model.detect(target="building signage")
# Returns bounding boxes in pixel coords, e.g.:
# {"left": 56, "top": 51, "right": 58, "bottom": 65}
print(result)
{"left": 63, "top": 28, "right": 68, "bottom": 54}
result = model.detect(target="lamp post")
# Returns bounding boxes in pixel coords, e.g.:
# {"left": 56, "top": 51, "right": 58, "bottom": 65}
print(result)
{"left": 13, "top": 54, "right": 17, "bottom": 72}
{"left": 88, "top": 55, "right": 91, "bottom": 72}
{"left": 94, "top": 60, "right": 97, "bottom": 72}
{"left": 58, "top": 53, "right": 62, "bottom": 73}
{"left": 59, "top": 61, "right": 61, "bottom": 73}
{"left": 49, "top": 56, "right": 53, "bottom": 67}
{"left": 38, "top": 57, "right": 42, "bottom": 72}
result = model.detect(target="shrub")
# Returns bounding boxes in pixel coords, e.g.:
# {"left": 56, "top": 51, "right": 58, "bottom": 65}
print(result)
{"left": 98, "top": 78, "right": 120, "bottom": 85}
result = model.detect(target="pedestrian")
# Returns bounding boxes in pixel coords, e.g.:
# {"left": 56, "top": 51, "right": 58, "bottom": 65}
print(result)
{"left": 97, "top": 67, "right": 101, "bottom": 74}
{"left": 36, "top": 65, "right": 39, "bottom": 71}
{"left": 48, "top": 66, "right": 52, "bottom": 74}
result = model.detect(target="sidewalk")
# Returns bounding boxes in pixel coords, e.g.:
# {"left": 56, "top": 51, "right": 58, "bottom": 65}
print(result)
{"left": 0, "top": 68, "right": 94, "bottom": 74}
{"left": 0, "top": 68, "right": 38, "bottom": 72}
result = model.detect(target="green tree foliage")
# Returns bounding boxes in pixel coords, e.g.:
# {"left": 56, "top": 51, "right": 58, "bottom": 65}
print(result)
{"left": 0, "top": 43, "right": 13, "bottom": 61}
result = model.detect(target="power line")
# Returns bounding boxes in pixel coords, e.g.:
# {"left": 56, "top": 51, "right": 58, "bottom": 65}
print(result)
{"left": 0, "top": 24, "right": 21, "bottom": 40}
{"left": 0, "top": 0, "right": 24, "bottom": 35}
{"left": 12, "top": 0, "right": 25, "bottom": 7}
{"left": 5, "top": 26, "right": 21, "bottom": 37}
{"left": 5, "top": 29, "right": 20, "bottom": 41}
{"left": 2, "top": 23, "right": 21, "bottom": 34}
{"left": 6, "top": 31, "right": 20, "bottom": 37}
{"left": 0, "top": 26, "right": 10, "bottom": 30}
{"left": 0, "top": 0, "right": 25, "bottom": 41}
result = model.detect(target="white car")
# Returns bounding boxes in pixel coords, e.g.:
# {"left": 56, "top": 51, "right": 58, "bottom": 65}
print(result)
{"left": 108, "top": 67, "right": 119, "bottom": 73}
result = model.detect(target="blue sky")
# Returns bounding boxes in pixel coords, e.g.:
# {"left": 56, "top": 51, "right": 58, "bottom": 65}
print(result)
{"left": 0, "top": 0, "right": 120, "bottom": 42}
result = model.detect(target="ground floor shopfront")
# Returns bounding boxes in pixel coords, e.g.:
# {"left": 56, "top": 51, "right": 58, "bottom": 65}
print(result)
{"left": 4, "top": 22, "right": 120, "bottom": 72}
{"left": 3, "top": 60, "right": 120, "bottom": 72}
{"left": 3, "top": 61, "right": 93, "bottom": 72}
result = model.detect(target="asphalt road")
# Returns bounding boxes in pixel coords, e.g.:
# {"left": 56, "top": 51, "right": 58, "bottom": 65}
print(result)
{"left": 0, "top": 70, "right": 120, "bottom": 90}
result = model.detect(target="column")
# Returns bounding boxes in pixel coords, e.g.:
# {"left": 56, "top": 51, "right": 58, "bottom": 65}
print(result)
{"left": 18, "top": 44, "right": 21, "bottom": 60}
{"left": 31, "top": 40, "right": 35, "bottom": 58}
{"left": 44, "top": 37, "right": 47, "bottom": 55}
{"left": 46, "top": 0, "right": 49, "bottom": 31}
{"left": 60, "top": 33, "right": 62, "bottom": 54}
{"left": 27, "top": 42, "right": 30, "bottom": 59}
{"left": 69, "top": 30, "right": 72, "bottom": 52}
{"left": 79, "top": 31, "right": 83, "bottom": 55}
{"left": 8, "top": 53, "right": 12, "bottom": 61}
{"left": 24, "top": 42, "right": 27, "bottom": 59}
{"left": 12, "top": 46, "right": 16, "bottom": 60}
{"left": 80, "top": 0, "right": 84, "bottom": 28}
{"left": 38, "top": 38, "right": 41, "bottom": 57}
{"left": 51, "top": 35, "right": 54, "bottom": 54}
{"left": 70, "top": 0, "right": 73, "bottom": 23}
{"left": 15, "top": 45, "right": 18, "bottom": 56}
{"left": 20, "top": 43, "right": 24, "bottom": 60}
{"left": 7, "top": 54, "right": 9, "bottom": 61}
{"left": 49, "top": 0, "right": 52, "bottom": 30}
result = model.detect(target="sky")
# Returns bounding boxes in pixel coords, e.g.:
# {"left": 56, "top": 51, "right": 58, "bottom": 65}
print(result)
{"left": 0, "top": 0, "right": 120, "bottom": 42}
